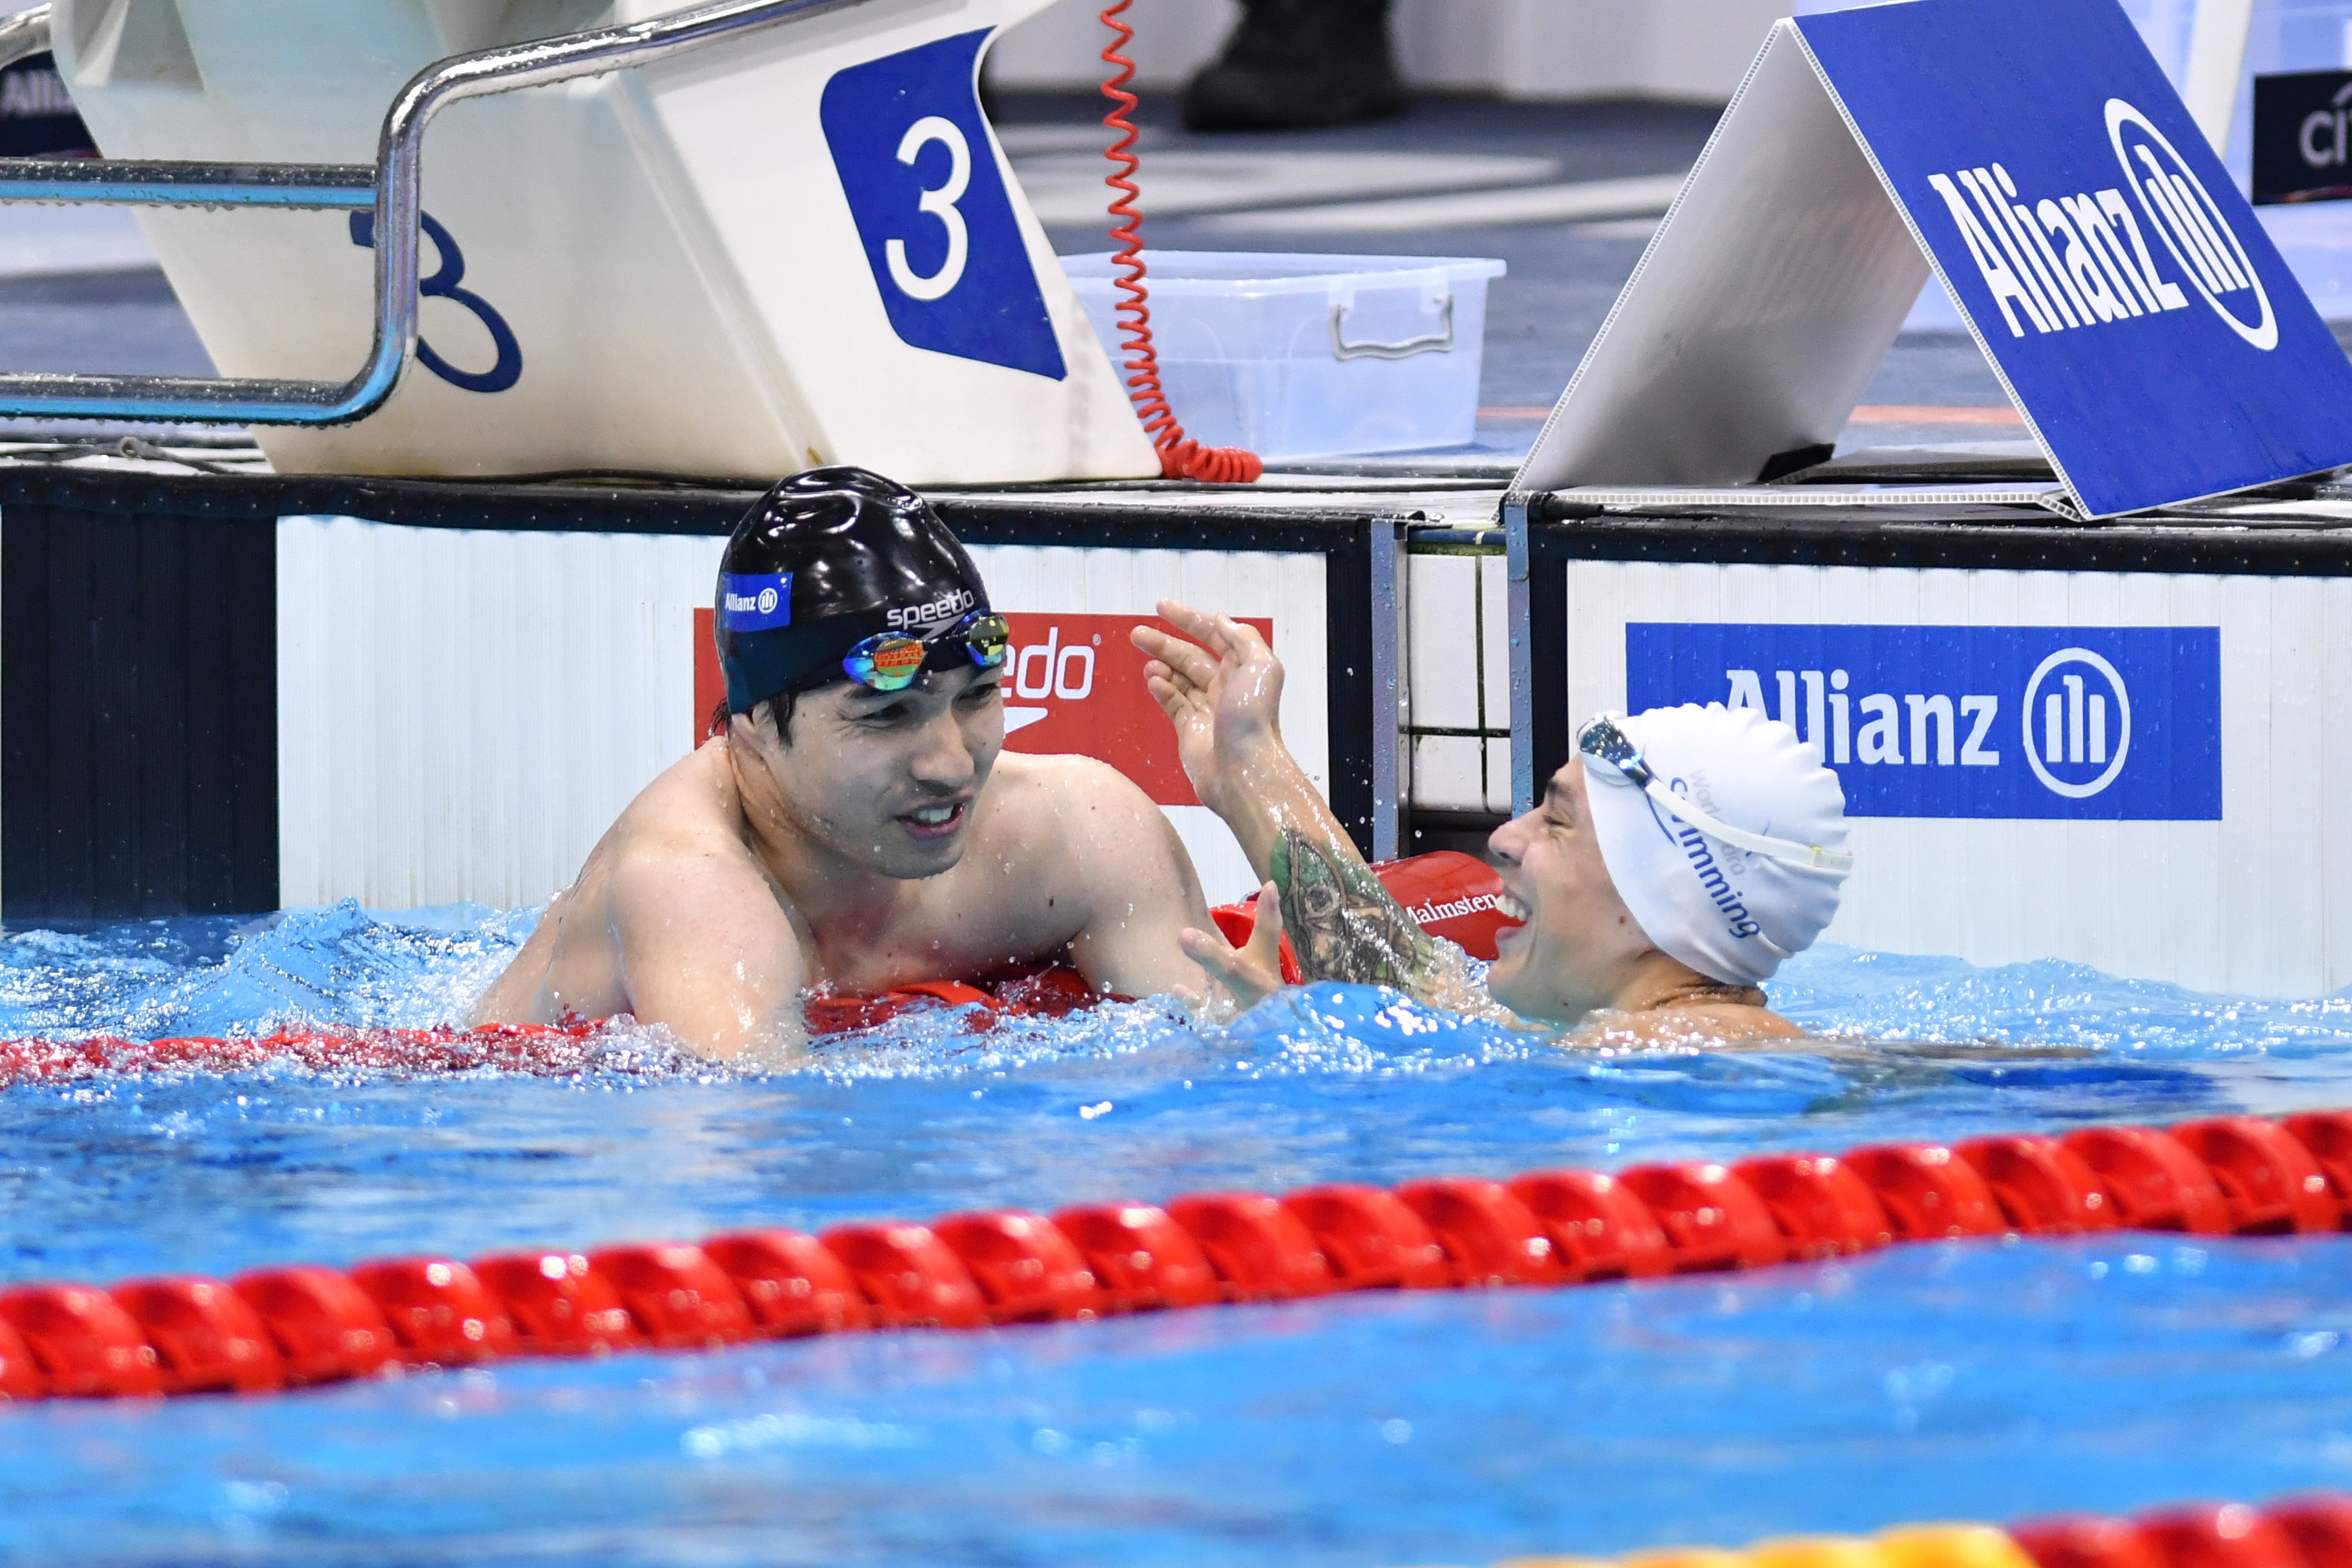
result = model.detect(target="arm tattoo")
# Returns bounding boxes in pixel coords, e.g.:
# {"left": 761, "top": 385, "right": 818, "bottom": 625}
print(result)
{"left": 1272, "top": 828, "right": 1442, "bottom": 991}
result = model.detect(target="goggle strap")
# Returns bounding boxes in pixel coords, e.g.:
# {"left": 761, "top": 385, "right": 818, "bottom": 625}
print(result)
{"left": 1633, "top": 773, "right": 1854, "bottom": 874}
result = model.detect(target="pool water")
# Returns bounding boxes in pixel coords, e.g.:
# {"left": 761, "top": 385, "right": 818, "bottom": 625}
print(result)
{"left": 4, "top": 903, "right": 2352, "bottom": 1566}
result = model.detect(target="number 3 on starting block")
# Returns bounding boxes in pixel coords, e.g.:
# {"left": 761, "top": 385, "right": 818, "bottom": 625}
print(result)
{"left": 822, "top": 30, "right": 1067, "bottom": 381}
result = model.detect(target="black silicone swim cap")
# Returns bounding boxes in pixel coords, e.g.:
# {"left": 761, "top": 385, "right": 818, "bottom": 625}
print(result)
{"left": 714, "top": 467, "right": 990, "bottom": 715}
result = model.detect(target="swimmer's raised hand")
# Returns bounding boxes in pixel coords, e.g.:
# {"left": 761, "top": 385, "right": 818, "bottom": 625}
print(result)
{"left": 1178, "top": 881, "right": 1289, "bottom": 1014}
{"left": 1131, "top": 599, "right": 1285, "bottom": 817}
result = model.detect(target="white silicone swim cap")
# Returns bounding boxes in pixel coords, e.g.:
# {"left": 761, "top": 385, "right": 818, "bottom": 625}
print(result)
{"left": 1579, "top": 703, "right": 1851, "bottom": 986}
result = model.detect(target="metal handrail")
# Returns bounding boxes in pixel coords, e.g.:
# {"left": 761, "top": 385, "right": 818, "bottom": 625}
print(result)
{"left": 0, "top": 6, "right": 50, "bottom": 75}
{"left": 0, "top": 0, "right": 874, "bottom": 425}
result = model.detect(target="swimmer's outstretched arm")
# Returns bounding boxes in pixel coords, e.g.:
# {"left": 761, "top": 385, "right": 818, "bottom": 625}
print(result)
{"left": 1134, "top": 602, "right": 1475, "bottom": 1010}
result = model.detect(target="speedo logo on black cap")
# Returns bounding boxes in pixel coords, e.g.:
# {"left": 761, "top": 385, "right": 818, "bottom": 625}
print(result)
{"left": 886, "top": 587, "right": 975, "bottom": 631}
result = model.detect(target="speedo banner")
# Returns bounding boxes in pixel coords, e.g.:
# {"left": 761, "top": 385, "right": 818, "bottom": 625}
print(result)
{"left": 694, "top": 611, "right": 1265, "bottom": 807}
{"left": 1624, "top": 622, "right": 2221, "bottom": 820}
{"left": 1794, "top": 0, "right": 2352, "bottom": 516}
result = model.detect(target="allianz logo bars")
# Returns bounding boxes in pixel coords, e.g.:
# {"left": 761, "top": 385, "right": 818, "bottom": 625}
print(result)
{"left": 1624, "top": 625, "right": 2221, "bottom": 820}
{"left": 1793, "top": 0, "right": 2352, "bottom": 515}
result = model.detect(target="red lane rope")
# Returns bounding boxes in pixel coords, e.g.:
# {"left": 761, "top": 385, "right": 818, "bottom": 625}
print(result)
{"left": 1099, "top": 0, "right": 1264, "bottom": 485}
{"left": 1468, "top": 1497, "right": 2352, "bottom": 1568}
{"left": 4, "top": 1109, "right": 2350, "bottom": 1403}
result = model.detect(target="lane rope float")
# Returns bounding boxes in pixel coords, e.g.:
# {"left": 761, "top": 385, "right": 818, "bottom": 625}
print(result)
{"left": 1451, "top": 1495, "right": 2352, "bottom": 1568}
{"left": 3, "top": 1104, "right": 2351, "bottom": 1403}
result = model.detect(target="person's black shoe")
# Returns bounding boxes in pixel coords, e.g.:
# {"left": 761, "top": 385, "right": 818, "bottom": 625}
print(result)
{"left": 1182, "top": 0, "right": 1406, "bottom": 133}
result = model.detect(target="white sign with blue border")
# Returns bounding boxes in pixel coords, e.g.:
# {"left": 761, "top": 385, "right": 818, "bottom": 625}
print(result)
{"left": 1794, "top": 0, "right": 2352, "bottom": 516}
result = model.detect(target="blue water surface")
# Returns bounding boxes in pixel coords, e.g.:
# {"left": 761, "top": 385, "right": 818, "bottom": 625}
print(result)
{"left": 4, "top": 903, "right": 2352, "bottom": 1566}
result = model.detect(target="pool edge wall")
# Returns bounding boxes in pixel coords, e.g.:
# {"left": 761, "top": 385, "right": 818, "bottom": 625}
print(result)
{"left": 0, "top": 468, "right": 1376, "bottom": 921}
{"left": 1517, "top": 502, "right": 2352, "bottom": 999}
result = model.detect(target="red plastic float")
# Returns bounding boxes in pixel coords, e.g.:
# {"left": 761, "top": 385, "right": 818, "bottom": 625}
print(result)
{"left": 1207, "top": 850, "right": 1515, "bottom": 985}
{"left": 1505, "top": 1169, "right": 1674, "bottom": 1282}
{"left": 470, "top": 1251, "right": 643, "bottom": 1354}
{"left": 1281, "top": 1184, "right": 1450, "bottom": 1290}
{"left": 112, "top": 1276, "right": 286, "bottom": 1393}
{"left": 1163, "top": 1193, "right": 1336, "bottom": 1301}
{"left": 588, "top": 1244, "right": 756, "bottom": 1348}
{"left": 930, "top": 1211, "right": 1104, "bottom": 1323}
{"left": 1048, "top": 1203, "right": 1221, "bottom": 1312}
{"left": 2169, "top": 1118, "right": 2339, "bottom": 1235}
{"left": 1616, "top": 1161, "right": 1787, "bottom": 1272}
{"left": 2133, "top": 1506, "right": 2313, "bottom": 1568}
{"left": 818, "top": 1224, "right": 989, "bottom": 1329}
{"left": 2059, "top": 1126, "right": 2232, "bottom": 1234}
{"left": 1954, "top": 1135, "right": 2118, "bottom": 1233}
{"left": 700, "top": 1229, "right": 873, "bottom": 1336}
{"left": 1729, "top": 1154, "right": 1895, "bottom": 1259}
{"left": 348, "top": 1259, "right": 517, "bottom": 1366}
{"left": 0, "top": 1284, "right": 163, "bottom": 1397}
{"left": 2279, "top": 1113, "right": 2352, "bottom": 1224}
{"left": 1392, "top": 1178, "right": 1562, "bottom": 1286}
{"left": 2266, "top": 1497, "right": 2352, "bottom": 1568}
{"left": 2015, "top": 1516, "right": 2172, "bottom": 1568}
{"left": 1841, "top": 1143, "right": 2008, "bottom": 1239}
{"left": 233, "top": 1267, "right": 399, "bottom": 1385}
{"left": 0, "top": 1317, "right": 42, "bottom": 1400}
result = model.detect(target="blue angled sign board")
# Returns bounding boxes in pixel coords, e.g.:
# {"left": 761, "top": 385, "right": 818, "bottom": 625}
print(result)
{"left": 821, "top": 30, "right": 1066, "bottom": 382}
{"left": 1624, "top": 622, "right": 2223, "bottom": 821}
{"left": 1795, "top": 0, "right": 2352, "bottom": 517}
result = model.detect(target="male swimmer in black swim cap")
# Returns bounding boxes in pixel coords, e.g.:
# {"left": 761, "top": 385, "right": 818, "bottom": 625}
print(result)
{"left": 475, "top": 467, "right": 1212, "bottom": 1065}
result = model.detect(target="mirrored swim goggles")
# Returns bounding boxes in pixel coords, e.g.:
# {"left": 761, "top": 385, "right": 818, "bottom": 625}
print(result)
{"left": 840, "top": 610, "right": 1011, "bottom": 692}
{"left": 1577, "top": 713, "right": 1854, "bottom": 873}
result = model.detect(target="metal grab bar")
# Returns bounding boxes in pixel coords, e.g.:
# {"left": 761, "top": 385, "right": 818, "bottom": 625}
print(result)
{"left": 0, "top": 159, "right": 375, "bottom": 207}
{"left": 0, "top": 7, "right": 50, "bottom": 75}
{"left": 0, "top": 0, "right": 875, "bottom": 425}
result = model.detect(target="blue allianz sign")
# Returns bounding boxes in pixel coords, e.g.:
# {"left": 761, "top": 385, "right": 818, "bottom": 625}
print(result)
{"left": 1795, "top": 0, "right": 2352, "bottom": 516}
{"left": 1624, "top": 624, "right": 2221, "bottom": 820}
{"left": 821, "top": 31, "right": 1066, "bottom": 381}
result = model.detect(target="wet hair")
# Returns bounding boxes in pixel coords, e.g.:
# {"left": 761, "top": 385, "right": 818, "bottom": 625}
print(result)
{"left": 709, "top": 664, "right": 842, "bottom": 749}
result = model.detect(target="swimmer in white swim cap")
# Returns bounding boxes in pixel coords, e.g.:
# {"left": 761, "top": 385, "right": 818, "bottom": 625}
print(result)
{"left": 1133, "top": 602, "right": 1852, "bottom": 1043}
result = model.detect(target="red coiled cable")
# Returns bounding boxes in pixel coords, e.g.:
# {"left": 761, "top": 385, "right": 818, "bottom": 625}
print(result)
{"left": 1099, "top": 0, "right": 1264, "bottom": 485}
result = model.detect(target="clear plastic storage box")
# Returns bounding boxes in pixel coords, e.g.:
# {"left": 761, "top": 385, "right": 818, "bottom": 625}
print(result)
{"left": 1060, "top": 250, "right": 1507, "bottom": 460}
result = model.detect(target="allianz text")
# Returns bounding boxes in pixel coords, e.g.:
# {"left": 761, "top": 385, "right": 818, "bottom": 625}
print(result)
{"left": 1923, "top": 162, "right": 2220, "bottom": 338}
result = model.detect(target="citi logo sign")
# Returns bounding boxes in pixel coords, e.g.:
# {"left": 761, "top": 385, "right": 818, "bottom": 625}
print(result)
{"left": 1926, "top": 98, "right": 2274, "bottom": 350}
{"left": 1627, "top": 623, "right": 2220, "bottom": 823}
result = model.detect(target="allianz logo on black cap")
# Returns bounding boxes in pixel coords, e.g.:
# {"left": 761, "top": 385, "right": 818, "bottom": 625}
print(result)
{"left": 720, "top": 572, "right": 793, "bottom": 633}
{"left": 1924, "top": 100, "right": 2275, "bottom": 351}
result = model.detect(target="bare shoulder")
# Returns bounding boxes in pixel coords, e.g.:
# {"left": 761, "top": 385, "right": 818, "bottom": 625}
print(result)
{"left": 984, "top": 753, "right": 1178, "bottom": 856}
{"left": 1570, "top": 1001, "right": 1807, "bottom": 1050}
{"left": 601, "top": 741, "right": 776, "bottom": 908}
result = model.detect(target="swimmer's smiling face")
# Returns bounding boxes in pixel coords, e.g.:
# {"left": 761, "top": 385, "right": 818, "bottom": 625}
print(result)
{"left": 1483, "top": 762, "right": 1658, "bottom": 1024}
{"left": 744, "top": 661, "right": 1005, "bottom": 880}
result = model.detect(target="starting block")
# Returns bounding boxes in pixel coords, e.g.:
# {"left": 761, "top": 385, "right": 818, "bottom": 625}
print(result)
{"left": 1517, "top": 0, "right": 2352, "bottom": 519}
{"left": 49, "top": 0, "right": 1157, "bottom": 485}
